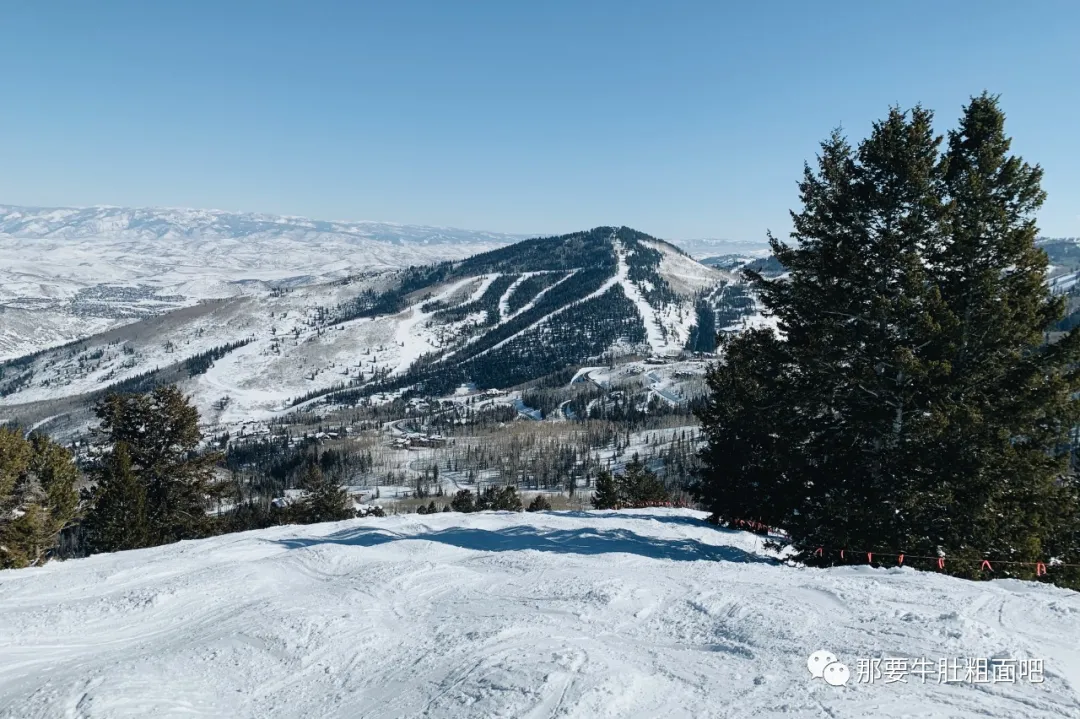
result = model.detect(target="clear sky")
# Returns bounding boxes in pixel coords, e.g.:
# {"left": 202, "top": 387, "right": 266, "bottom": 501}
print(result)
{"left": 1, "top": 1, "right": 1076, "bottom": 241}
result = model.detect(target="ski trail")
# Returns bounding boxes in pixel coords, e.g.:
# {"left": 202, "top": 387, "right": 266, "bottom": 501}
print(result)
{"left": 432, "top": 270, "right": 583, "bottom": 364}
{"left": 465, "top": 273, "right": 501, "bottom": 304}
{"left": 2, "top": 510, "right": 1077, "bottom": 719}
{"left": 475, "top": 272, "right": 619, "bottom": 358}
{"left": 391, "top": 276, "right": 486, "bottom": 376}
{"left": 501, "top": 270, "right": 578, "bottom": 324}
{"left": 613, "top": 239, "right": 669, "bottom": 355}
{"left": 497, "top": 273, "right": 533, "bottom": 321}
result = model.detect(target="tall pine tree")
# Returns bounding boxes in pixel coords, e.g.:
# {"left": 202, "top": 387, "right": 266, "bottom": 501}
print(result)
{"left": 83, "top": 441, "right": 149, "bottom": 553}
{"left": 696, "top": 97, "right": 1080, "bottom": 586}
{"left": 292, "top": 464, "right": 354, "bottom": 524}
{"left": 90, "top": 385, "right": 224, "bottom": 546}
{"left": 925, "top": 94, "right": 1080, "bottom": 580}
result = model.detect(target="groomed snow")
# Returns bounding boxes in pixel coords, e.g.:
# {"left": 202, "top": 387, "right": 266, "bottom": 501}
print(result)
{"left": 1, "top": 509, "right": 1077, "bottom": 718}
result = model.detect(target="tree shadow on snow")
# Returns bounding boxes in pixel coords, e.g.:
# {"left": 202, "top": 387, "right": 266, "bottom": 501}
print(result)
{"left": 274, "top": 523, "right": 772, "bottom": 565}
{"left": 556, "top": 511, "right": 728, "bottom": 530}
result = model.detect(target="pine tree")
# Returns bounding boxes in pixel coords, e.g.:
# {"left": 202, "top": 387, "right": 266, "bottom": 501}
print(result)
{"left": 688, "top": 300, "right": 718, "bottom": 352}
{"left": 84, "top": 441, "right": 149, "bottom": 553}
{"left": 693, "top": 330, "right": 788, "bottom": 525}
{"left": 620, "top": 455, "right": 669, "bottom": 508}
{"left": 475, "top": 485, "right": 522, "bottom": 511}
{"left": 699, "top": 107, "right": 948, "bottom": 550}
{"left": 494, "top": 485, "right": 523, "bottom": 512}
{"left": 591, "top": 470, "right": 619, "bottom": 510}
{"left": 527, "top": 494, "right": 552, "bottom": 512}
{"left": 696, "top": 97, "right": 1080, "bottom": 586}
{"left": 924, "top": 94, "right": 1080, "bottom": 580}
{"left": 92, "top": 385, "right": 224, "bottom": 545}
{"left": 293, "top": 464, "right": 353, "bottom": 524}
{"left": 450, "top": 489, "right": 475, "bottom": 513}
{"left": 0, "top": 429, "right": 80, "bottom": 569}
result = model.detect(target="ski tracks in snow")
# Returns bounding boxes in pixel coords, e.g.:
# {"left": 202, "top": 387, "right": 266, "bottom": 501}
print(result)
{"left": 2, "top": 510, "right": 1079, "bottom": 718}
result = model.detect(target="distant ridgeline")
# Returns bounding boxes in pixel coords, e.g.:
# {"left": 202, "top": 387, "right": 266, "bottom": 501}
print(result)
{"left": 332, "top": 227, "right": 618, "bottom": 324}
{"left": 0, "top": 225, "right": 749, "bottom": 415}
{"left": 700, "top": 254, "right": 786, "bottom": 277}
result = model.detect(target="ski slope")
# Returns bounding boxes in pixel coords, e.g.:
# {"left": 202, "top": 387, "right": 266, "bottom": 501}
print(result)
{"left": 1, "top": 509, "right": 1077, "bottom": 718}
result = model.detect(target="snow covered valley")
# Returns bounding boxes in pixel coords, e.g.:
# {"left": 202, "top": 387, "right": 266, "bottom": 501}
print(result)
{"left": 1, "top": 509, "right": 1077, "bottom": 718}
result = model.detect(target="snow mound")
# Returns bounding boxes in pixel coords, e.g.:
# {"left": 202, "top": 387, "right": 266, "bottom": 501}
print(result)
{"left": 1, "top": 509, "right": 1077, "bottom": 718}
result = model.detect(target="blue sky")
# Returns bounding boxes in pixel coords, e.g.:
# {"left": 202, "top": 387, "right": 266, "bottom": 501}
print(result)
{"left": 1, "top": 1, "right": 1076, "bottom": 241}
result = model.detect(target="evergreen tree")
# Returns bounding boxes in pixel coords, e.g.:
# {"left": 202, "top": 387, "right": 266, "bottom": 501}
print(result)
{"left": 492, "top": 485, "right": 523, "bottom": 512}
{"left": 0, "top": 429, "right": 80, "bottom": 569}
{"left": 92, "top": 385, "right": 224, "bottom": 546}
{"left": 293, "top": 464, "right": 353, "bottom": 523}
{"left": 527, "top": 494, "right": 552, "bottom": 512}
{"left": 926, "top": 94, "right": 1080, "bottom": 580}
{"left": 83, "top": 441, "right": 149, "bottom": 553}
{"left": 591, "top": 470, "right": 620, "bottom": 510}
{"left": 450, "top": 489, "right": 475, "bottom": 513}
{"left": 696, "top": 97, "right": 1080, "bottom": 586}
{"left": 688, "top": 300, "right": 718, "bottom": 352}
{"left": 474, "top": 485, "right": 522, "bottom": 511}
{"left": 693, "top": 330, "right": 788, "bottom": 525}
{"left": 619, "top": 455, "right": 669, "bottom": 508}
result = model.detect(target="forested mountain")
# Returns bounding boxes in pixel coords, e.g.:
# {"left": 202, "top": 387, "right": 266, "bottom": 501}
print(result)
{"left": 0, "top": 227, "right": 745, "bottom": 435}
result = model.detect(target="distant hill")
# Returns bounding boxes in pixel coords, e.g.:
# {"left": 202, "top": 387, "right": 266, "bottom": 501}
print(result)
{"left": 673, "top": 239, "right": 770, "bottom": 260}
{"left": 0, "top": 204, "right": 531, "bottom": 360}
{"left": 1038, "top": 237, "right": 1080, "bottom": 269}
{"left": 700, "top": 254, "right": 785, "bottom": 277}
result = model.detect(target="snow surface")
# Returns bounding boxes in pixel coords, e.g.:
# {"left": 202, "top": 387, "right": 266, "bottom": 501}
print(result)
{"left": 643, "top": 240, "right": 733, "bottom": 295}
{"left": 1, "top": 509, "right": 1077, "bottom": 718}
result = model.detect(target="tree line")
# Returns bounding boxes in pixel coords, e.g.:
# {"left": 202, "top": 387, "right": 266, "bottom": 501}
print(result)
{"left": 0, "top": 385, "right": 377, "bottom": 568}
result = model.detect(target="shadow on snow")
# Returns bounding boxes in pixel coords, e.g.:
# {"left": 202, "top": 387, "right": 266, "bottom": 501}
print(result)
{"left": 274, "top": 517, "right": 772, "bottom": 565}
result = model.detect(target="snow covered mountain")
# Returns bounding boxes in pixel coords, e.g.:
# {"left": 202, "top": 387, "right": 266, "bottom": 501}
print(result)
{"left": 0, "top": 204, "right": 529, "bottom": 360}
{"left": 1, "top": 508, "right": 1076, "bottom": 718}
{"left": 0, "top": 227, "right": 742, "bottom": 435}
{"left": 0, "top": 203, "right": 528, "bottom": 247}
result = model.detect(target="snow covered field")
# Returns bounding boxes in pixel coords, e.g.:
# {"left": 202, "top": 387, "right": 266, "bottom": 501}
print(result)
{"left": 1, "top": 509, "right": 1078, "bottom": 718}
{"left": 0, "top": 204, "right": 526, "bottom": 360}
